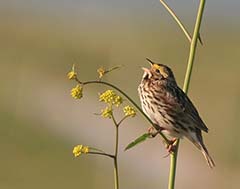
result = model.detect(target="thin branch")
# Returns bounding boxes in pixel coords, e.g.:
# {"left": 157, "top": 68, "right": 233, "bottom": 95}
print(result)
{"left": 76, "top": 79, "right": 170, "bottom": 145}
{"left": 117, "top": 116, "right": 128, "bottom": 127}
{"left": 112, "top": 113, "right": 120, "bottom": 189}
{"left": 112, "top": 113, "right": 118, "bottom": 128}
{"left": 159, "top": 0, "right": 192, "bottom": 43}
{"left": 88, "top": 152, "right": 114, "bottom": 158}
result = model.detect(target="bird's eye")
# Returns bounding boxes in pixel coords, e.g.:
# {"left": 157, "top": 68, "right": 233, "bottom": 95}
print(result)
{"left": 156, "top": 69, "right": 160, "bottom": 74}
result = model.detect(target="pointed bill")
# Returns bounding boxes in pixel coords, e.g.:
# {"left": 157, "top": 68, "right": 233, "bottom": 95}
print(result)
{"left": 146, "top": 58, "right": 155, "bottom": 65}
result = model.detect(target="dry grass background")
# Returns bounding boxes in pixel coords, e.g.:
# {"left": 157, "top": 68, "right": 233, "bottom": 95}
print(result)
{"left": 0, "top": 1, "right": 240, "bottom": 188}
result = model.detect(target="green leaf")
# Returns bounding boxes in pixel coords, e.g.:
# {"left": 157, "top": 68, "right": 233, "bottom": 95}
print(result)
{"left": 125, "top": 133, "right": 151, "bottom": 151}
{"left": 198, "top": 33, "right": 203, "bottom": 45}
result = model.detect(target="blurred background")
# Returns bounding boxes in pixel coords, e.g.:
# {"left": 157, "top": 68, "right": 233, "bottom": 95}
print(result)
{"left": 1, "top": 0, "right": 240, "bottom": 188}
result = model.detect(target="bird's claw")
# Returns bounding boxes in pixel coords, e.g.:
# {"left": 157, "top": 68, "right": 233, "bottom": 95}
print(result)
{"left": 163, "top": 138, "right": 177, "bottom": 157}
{"left": 148, "top": 127, "right": 158, "bottom": 138}
{"left": 148, "top": 125, "right": 164, "bottom": 138}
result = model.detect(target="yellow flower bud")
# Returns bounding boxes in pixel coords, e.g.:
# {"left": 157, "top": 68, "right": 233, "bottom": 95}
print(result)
{"left": 123, "top": 105, "right": 136, "bottom": 117}
{"left": 72, "top": 145, "right": 83, "bottom": 157}
{"left": 67, "top": 64, "right": 77, "bottom": 80}
{"left": 97, "top": 67, "right": 105, "bottom": 79}
{"left": 113, "top": 95, "right": 122, "bottom": 107}
{"left": 72, "top": 145, "right": 89, "bottom": 157}
{"left": 99, "top": 90, "right": 122, "bottom": 107}
{"left": 101, "top": 106, "right": 113, "bottom": 119}
{"left": 71, "top": 85, "right": 83, "bottom": 99}
{"left": 82, "top": 146, "right": 89, "bottom": 154}
{"left": 67, "top": 71, "right": 77, "bottom": 80}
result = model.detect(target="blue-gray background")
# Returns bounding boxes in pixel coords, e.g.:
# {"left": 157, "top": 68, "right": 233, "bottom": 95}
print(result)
{"left": 1, "top": 1, "right": 240, "bottom": 188}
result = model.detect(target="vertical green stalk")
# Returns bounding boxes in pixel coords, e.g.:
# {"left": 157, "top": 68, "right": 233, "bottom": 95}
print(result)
{"left": 168, "top": 140, "right": 179, "bottom": 189}
{"left": 113, "top": 116, "right": 119, "bottom": 189}
{"left": 113, "top": 157, "right": 119, "bottom": 189}
{"left": 183, "top": 0, "right": 206, "bottom": 93}
{"left": 168, "top": 1, "right": 206, "bottom": 189}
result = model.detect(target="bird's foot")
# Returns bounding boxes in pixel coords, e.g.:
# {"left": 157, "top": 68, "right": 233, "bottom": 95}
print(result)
{"left": 148, "top": 126, "right": 163, "bottom": 138}
{"left": 147, "top": 126, "right": 155, "bottom": 134}
{"left": 163, "top": 138, "right": 178, "bottom": 157}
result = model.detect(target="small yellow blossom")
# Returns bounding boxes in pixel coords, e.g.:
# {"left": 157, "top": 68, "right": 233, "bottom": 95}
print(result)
{"left": 82, "top": 146, "right": 89, "bottom": 154}
{"left": 97, "top": 66, "right": 121, "bottom": 79}
{"left": 67, "top": 71, "right": 77, "bottom": 80}
{"left": 71, "top": 85, "right": 83, "bottom": 99}
{"left": 72, "top": 145, "right": 89, "bottom": 157}
{"left": 99, "top": 90, "right": 115, "bottom": 103}
{"left": 73, "top": 145, "right": 83, "bottom": 157}
{"left": 67, "top": 64, "right": 77, "bottom": 80}
{"left": 97, "top": 67, "right": 105, "bottom": 79}
{"left": 113, "top": 95, "right": 123, "bottom": 107}
{"left": 101, "top": 106, "right": 113, "bottom": 118}
{"left": 123, "top": 105, "right": 136, "bottom": 117}
{"left": 99, "top": 90, "right": 122, "bottom": 106}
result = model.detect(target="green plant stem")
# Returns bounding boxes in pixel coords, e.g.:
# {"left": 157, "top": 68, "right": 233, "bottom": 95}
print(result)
{"left": 168, "top": 140, "right": 179, "bottom": 189}
{"left": 88, "top": 152, "right": 115, "bottom": 158}
{"left": 159, "top": 0, "right": 192, "bottom": 43}
{"left": 77, "top": 79, "right": 170, "bottom": 145}
{"left": 183, "top": 0, "right": 206, "bottom": 93}
{"left": 168, "top": 1, "right": 206, "bottom": 189}
{"left": 117, "top": 116, "right": 128, "bottom": 126}
{"left": 112, "top": 115, "right": 119, "bottom": 189}
{"left": 113, "top": 156, "right": 119, "bottom": 189}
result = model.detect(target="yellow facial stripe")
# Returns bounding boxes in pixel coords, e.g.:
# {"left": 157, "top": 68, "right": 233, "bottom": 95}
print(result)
{"left": 152, "top": 63, "right": 161, "bottom": 70}
{"left": 152, "top": 64, "right": 168, "bottom": 78}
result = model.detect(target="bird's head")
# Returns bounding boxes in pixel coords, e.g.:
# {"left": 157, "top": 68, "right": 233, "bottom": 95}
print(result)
{"left": 141, "top": 58, "right": 176, "bottom": 83}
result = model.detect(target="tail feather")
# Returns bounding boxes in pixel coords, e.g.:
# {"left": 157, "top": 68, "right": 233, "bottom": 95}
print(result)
{"left": 200, "top": 143, "right": 215, "bottom": 168}
{"left": 192, "top": 138, "right": 215, "bottom": 168}
{"left": 189, "top": 129, "right": 215, "bottom": 168}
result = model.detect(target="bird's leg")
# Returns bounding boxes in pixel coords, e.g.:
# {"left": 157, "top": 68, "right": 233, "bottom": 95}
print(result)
{"left": 148, "top": 127, "right": 158, "bottom": 138}
{"left": 163, "top": 138, "right": 178, "bottom": 158}
{"left": 148, "top": 125, "right": 164, "bottom": 138}
{"left": 147, "top": 126, "right": 155, "bottom": 135}
{"left": 167, "top": 138, "right": 177, "bottom": 152}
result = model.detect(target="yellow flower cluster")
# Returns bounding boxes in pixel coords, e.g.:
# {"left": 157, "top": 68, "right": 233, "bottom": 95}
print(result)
{"left": 72, "top": 145, "right": 89, "bottom": 157}
{"left": 101, "top": 106, "right": 113, "bottom": 118}
{"left": 99, "top": 90, "right": 122, "bottom": 107}
{"left": 71, "top": 85, "right": 83, "bottom": 99}
{"left": 123, "top": 105, "right": 136, "bottom": 117}
{"left": 67, "top": 64, "right": 77, "bottom": 80}
{"left": 67, "top": 71, "right": 77, "bottom": 80}
{"left": 97, "top": 67, "right": 105, "bottom": 79}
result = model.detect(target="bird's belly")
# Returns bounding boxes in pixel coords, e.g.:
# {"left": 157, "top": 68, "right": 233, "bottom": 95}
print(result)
{"left": 139, "top": 86, "right": 184, "bottom": 138}
{"left": 143, "top": 105, "right": 183, "bottom": 138}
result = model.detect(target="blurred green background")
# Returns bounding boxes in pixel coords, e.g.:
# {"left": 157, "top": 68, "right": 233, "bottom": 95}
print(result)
{"left": 1, "top": 0, "right": 240, "bottom": 188}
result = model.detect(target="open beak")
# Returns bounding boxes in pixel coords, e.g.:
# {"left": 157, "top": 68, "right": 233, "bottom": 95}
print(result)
{"left": 141, "top": 67, "right": 152, "bottom": 79}
{"left": 142, "top": 67, "right": 150, "bottom": 73}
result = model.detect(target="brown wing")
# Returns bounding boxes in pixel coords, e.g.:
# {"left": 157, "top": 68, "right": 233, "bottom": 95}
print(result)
{"left": 164, "top": 83, "right": 209, "bottom": 133}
